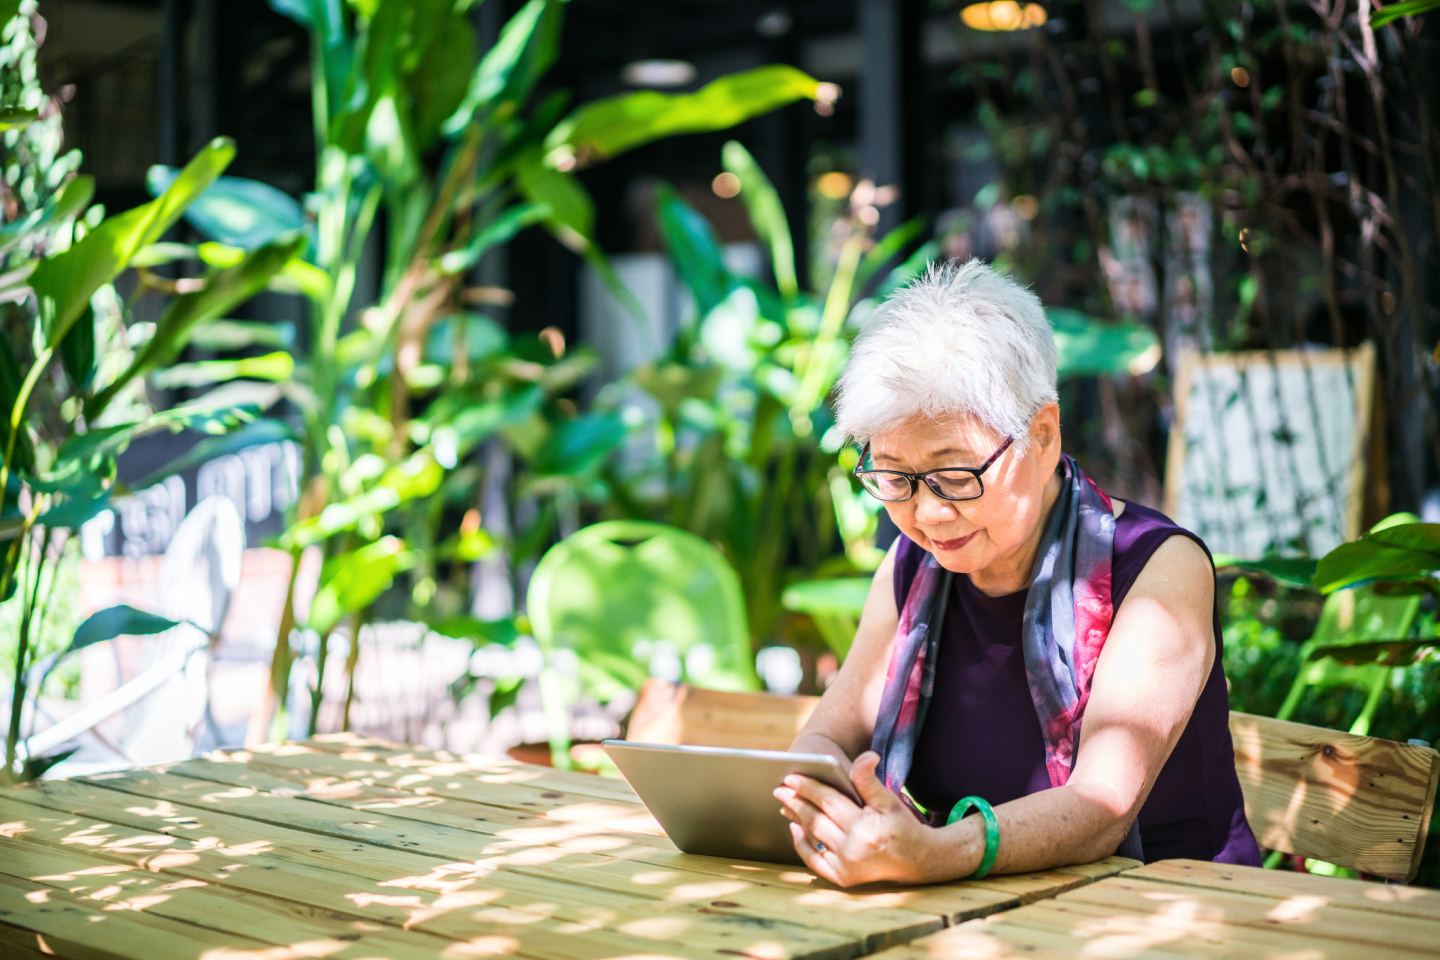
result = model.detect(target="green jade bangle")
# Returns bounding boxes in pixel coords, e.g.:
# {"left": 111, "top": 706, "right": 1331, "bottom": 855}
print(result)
{"left": 946, "top": 795, "right": 1000, "bottom": 879}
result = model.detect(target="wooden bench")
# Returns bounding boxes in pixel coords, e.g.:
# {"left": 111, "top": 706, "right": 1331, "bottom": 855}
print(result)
{"left": 626, "top": 682, "right": 1440, "bottom": 883}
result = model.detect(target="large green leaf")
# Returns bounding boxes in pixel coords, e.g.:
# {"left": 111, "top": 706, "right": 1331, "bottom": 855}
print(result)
{"left": 70, "top": 605, "right": 186, "bottom": 654}
{"left": 515, "top": 152, "right": 594, "bottom": 253}
{"left": 280, "top": 451, "right": 443, "bottom": 549}
{"left": 438, "top": 203, "right": 546, "bottom": 275}
{"left": 721, "top": 141, "right": 796, "bottom": 300}
{"left": 152, "top": 352, "right": 296, "bottom": 389}
{"left": 1212, "top": 553, "right": 1318, "bottom": 590}
{"left": 545, "top": 65, "right": 820, "bottom": 169}
{"left": 59, "top": 304, "right": 97, "bottom": 394}
{"left": 29, "top": 138, "right": 237, "bottom": 349}
{"left": 1308, "top": 636, "right": 1440, "bottom": 667}
{"left": 309, "top": 537, "right": 415, "bottom": 635}
{"left": 855, "top": 218, "right": 925, "bottom": 295}
{"left": 528, "top": 412, "right": 627, "bottom": 477}
{"left": 1047, "top": 307, "right": 1160, "bottom": 380}
{"left": 1314, "top": 522, "right": 1440, "bottom": 593}
{"left": 57, "top": 403, "right": 262, "bottom": 467}
{"left": 655, "top": 185, "right": 732, "bottom": 318}
{"left": 87, "top": 232, "right": 306, "bottom": 418}
{"left": 0, "top": 331, "right": 33, "bottom": 473}
{"left": 0, "top": 107, "right": 37, "bottom": 131}
{"left": 443, "top": 0, "right": 564, "bottom": 137}
{"left": 146, "top": 168, "right": 307, "bottom": 252}
{"left": 127, "top": 418, "right": 297, "bottom": 493}
{"left": 1372, "top": 0, "right": 1440, "bottom": 26}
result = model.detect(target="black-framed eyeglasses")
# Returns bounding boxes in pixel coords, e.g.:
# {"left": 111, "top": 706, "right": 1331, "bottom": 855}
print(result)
{"left": 853, "top": 436, "right": 1014, "bottom": 502}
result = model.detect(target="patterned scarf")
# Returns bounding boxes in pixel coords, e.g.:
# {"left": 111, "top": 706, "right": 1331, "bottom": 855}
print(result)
{"left": 870, "top": 454, "right": 1143, "bottom": 859}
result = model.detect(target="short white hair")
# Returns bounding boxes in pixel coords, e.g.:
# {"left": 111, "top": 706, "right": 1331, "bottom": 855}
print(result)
{"left": 834, "top": 259, "right": 1058, "bottom": 448}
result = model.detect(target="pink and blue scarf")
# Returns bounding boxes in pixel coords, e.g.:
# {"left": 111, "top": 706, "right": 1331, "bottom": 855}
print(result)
{"left": 870, "top": 454, "right": 1143, "bottom": 858}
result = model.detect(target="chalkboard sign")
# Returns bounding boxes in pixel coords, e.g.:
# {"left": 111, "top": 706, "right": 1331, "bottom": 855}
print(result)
{"left": 1163, "top": 343, "right": 1376, "bottom": 559}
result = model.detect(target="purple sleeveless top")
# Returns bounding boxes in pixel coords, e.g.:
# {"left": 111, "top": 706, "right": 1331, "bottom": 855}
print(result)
{"left": 893, "top": 499, "right": 1262, "bottom": 865}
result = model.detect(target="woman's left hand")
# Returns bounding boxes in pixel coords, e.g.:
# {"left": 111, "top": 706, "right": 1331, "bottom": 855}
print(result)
{"left": 774, "top": 750, "right": 933, "bottom": 887}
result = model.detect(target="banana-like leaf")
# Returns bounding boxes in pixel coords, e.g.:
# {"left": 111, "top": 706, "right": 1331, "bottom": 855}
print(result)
{"left": 146, "top": 168, "right": 307, "bottom": 252}
{"left": 69, "top": 605, "right": 187, "bottom": 655}
{"left": 309, "top": 536, "right": 415, "bottom": 635}
{"left": 1212, "top": 553, "right": 1318, "bottom": 590}
{"left": 655, "top": 185, "right": 732, "bottom": 318}
{"left": 1047, "top": 307, "right": 1160, "bottom": 380}
{"left": 197, "top": 241, "right": 330, "bottom": 302}
{"left": 57, "top": 403, "right": 263, "bottom": 468}
{"left": 152, "top": 351, "right": 296, "bottom": 389}
{"left": 527, "top": 412, "right": 627, "bottom": 477}
{"left": 1308, "top": 636, "right": 1440, "bottom": 667}
{"left": 1314, "top": 522, "right": 1440, "bottom": 593}
{"left": 1372, "top": 0, "right": 1440, "bottom": 26}
{"left": 855, "top": 218, "right": 925, "bottom": 294}
{"left": 545, "top": 65, "right": 820, "bottom": 169}
{"left": 29, "top": 137, "right": 236, "bottom": 349}
{"left": 515, "top": 152, "right": 593, "bottom": 252}
{"left": 721, "top": 141, "right": 796, "bottom": 300}
{"left": 0, "top": 107, "right": 37, "bottom": 131}
{"left": 439, "top": 203, "right": 546, "bottom": 275}
{"left": 425, "top": 613, "right": 519, "bottom": 647}
{"left": 443, "top": 0, "right": 564, "bottom": 137}
{"left": 281, "top": 451, "right": 443, "bottom": 549}
{"left": 127, "top": 418, "right": 297, "bottom": 493}
{"left": 0, "top": 331, "right": 34, "bottom": 473}
{"left": 59, "top": 303, "right": 97, "bottom": 394}
{"left": 187, "top": 319, "right": 296, "bottom": 352}
{"left": 87, "top": 233, "right": 307, "bottom": 418}
{"left": 38, "top": 488, "right": 111, "bottom": 530}
{"left": 874, "top": 239, "right": 940, "bottom": 300}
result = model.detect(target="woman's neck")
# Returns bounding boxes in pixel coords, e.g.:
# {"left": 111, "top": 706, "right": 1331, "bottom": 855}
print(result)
{"left": 968, "top": 470, "right": 1064, "bottom": 597}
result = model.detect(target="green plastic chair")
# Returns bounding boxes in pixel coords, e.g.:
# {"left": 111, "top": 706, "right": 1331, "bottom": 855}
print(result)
{"left": 781, "top": 576, "right": 872, "bottom": 659}
{"left": 527, "top": 520, "right": 760, "bottom": 766}
{"left": 1275, "top": 513, "right": 1422, "bottom": 737}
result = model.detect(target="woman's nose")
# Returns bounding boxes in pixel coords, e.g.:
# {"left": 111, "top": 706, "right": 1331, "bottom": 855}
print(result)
{"left": 912, "top": 484, "right": 959, "bottom": 523}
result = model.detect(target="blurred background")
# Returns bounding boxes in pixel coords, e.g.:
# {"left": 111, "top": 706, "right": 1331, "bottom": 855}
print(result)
{"left": 3, "top": 0, "right": 1438, "bottom": 878}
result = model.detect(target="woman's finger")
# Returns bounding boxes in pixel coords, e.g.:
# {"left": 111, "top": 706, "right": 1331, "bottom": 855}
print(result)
{"left": 789, "top": 821, "right": 843, "bottom": 886}
{"left": 783, "top": 774, "right": 861, "bottom": 829}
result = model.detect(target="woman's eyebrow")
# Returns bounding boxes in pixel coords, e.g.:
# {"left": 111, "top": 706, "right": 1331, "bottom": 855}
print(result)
{"left": 872, "top": 446, "right": 973, "bottom": 465}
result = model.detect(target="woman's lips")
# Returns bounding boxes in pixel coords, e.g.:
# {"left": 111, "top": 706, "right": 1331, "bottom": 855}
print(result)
{"left": 930, "top": 531, "right": 978, "bottom": 551}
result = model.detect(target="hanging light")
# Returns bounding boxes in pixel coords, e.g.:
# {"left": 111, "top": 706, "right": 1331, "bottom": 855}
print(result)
{"left": 959, "top": 1, "right": 1047, "bottom": 31}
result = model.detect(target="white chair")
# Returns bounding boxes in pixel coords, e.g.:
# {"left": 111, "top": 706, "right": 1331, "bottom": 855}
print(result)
{"left": 25, "top": 495, "right": 244, "bottom": 775}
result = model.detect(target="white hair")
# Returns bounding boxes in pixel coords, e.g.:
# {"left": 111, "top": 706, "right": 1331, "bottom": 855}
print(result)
{"left": 834, "top": 259, "right": 1058, "bottom": 448}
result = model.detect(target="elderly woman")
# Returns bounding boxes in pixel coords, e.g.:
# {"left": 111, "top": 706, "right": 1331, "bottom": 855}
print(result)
{"left": 777, "top": 260, "right": 1261, "bottom": 887}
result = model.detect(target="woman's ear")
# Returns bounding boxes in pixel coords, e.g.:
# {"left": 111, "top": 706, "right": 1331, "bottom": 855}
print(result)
{"left": 1031, "top": 403, "right": 1062, "bottom": 464}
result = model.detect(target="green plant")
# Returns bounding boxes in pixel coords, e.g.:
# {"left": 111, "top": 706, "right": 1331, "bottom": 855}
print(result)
{"left": 0, "top": 2, "right": 302, "bottom": 780}
{"left": 168, "top": 0, "right": 827, "bottom": 739}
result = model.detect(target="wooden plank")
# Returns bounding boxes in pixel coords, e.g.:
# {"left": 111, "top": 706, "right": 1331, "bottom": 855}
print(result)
{"left": 0, "top": 841, "right": 452, "bottom": 959}
{"left": 174, "top": 746, "right": 1131, "bottom": 924}
{"left": 0, "top": 786, "right": 859, "bottom": 960}
{"left": 1229, "top": 711, "right": 1440, "bottom": 881}
{"left": 297, "top": 734, "right": 641, "bottom": 801}
{"left": 0, "top": 869, "right": 274, "bottom": 960}
{"left": 1057, "top": 874, "right": 1440, "bottom": 955}
{"left": 978, "top": 896, "right": 1432, "bottom": 960}
{"left": 851, "top": 914, "right": 1204, "bottom": 960}
{"left": 84, "top": 764, "right": 945, "bottom": 951}
{"left": 1131, "top": 858, "right": 1440, "bottom": 921}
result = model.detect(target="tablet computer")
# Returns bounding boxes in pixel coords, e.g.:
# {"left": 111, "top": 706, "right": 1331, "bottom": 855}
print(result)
{"left": 600, "top": 739, "right": 860, "bottom": 865}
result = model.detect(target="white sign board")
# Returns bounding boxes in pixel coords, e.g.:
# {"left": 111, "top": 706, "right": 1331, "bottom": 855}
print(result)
{"left": 1164, "top": 343, "right": 1375, "bottom": 559}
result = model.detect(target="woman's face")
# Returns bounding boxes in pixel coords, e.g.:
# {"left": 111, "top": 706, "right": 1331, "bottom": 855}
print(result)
{"left": 868, "top": 405, "right": 1062, "bottom": 587}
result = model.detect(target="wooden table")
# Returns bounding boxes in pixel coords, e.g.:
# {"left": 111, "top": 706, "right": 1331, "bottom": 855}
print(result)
{"left": 864, "top": 857, "right": 1440, "bottom": 959}
{"left": 0, "top": 734, "right": 1135, "bottom": 959}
